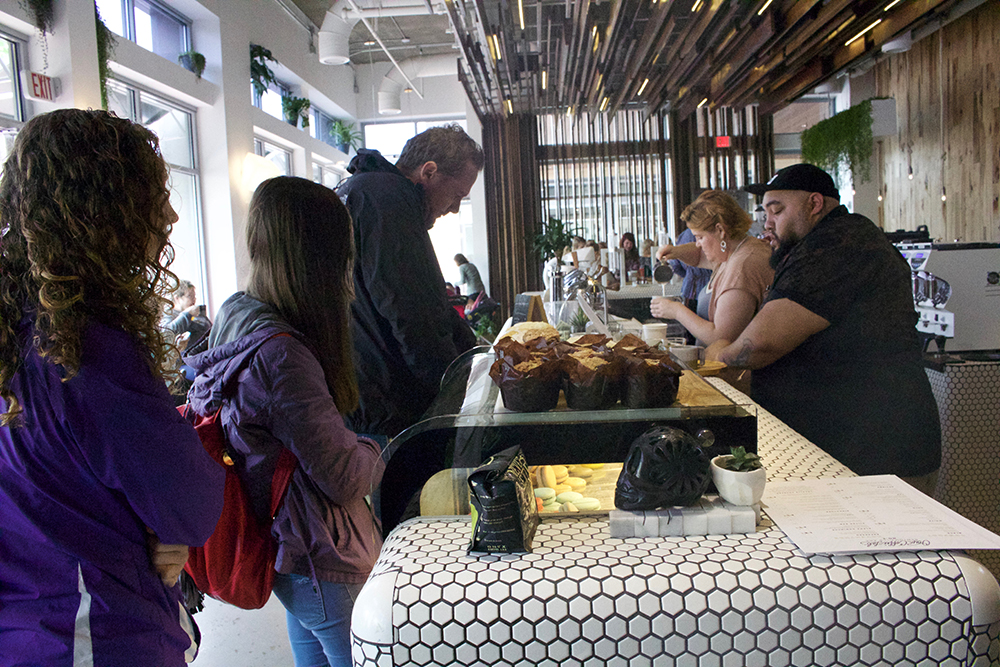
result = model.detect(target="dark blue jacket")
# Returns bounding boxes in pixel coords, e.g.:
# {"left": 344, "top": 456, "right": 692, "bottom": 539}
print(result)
{"left": 337, "top": 149, "right": 475, "bottom": 437}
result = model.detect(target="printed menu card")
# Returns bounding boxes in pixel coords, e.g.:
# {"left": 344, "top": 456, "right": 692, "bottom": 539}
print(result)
{"left": 763, "top": 475, "right": 1000, "bottom": 556}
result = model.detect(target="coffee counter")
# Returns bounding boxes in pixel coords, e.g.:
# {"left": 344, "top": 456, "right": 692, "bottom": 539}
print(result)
{"left": 352, "top": 379, "right": 1000, "bottom": 667}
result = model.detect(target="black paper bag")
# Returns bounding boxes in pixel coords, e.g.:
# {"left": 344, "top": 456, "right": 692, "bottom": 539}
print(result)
{"left": 468, "top": 446, "right": 539, "bottom": 554}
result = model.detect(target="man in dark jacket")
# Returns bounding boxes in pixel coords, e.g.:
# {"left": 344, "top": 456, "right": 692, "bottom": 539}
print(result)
{"left": 337, "top": 124, "right": 483, "bottom": 439}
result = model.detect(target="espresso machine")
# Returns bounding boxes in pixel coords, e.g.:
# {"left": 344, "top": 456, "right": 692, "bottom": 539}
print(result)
{"left": 896, "top": 242, "right": 1000, "bottom": 353}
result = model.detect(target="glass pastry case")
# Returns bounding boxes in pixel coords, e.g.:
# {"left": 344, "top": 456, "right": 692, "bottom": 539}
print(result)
{"left": 376, "top": 346, "right": 757, "bottom": 532}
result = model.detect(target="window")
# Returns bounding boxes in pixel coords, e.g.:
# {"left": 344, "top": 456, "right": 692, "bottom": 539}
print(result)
{"left": 0, "top": 34, "right": 23, "bottom": 122}
{"left": 107, "top": 80, "right": 205, "bottom": 292}
{"left": 96, "top": 0, "right": 191, "bottom": 64}
{"left": 252, "top": 79, "right": 290, "bottom": 123}
{"left": 254, "top": 138, "right": 291, "bottom": 176}
{"left": 364, "top": 119, "right": 466, "bottom": 164}
{"left": 311, "top": 108, "right": 340, "bottom": 149}
{"left": 312, "top": 162, "right": 343, "bottom": 189}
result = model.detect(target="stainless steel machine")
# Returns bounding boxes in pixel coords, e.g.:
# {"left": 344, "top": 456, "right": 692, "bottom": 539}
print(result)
{"left": 896, "top": 242, "right": 1000, "bottom": 352}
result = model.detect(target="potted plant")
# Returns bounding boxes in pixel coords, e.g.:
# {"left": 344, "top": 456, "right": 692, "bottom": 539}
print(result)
{"left": 250, "top": 44, "right": 278, "bottom": 98}
{"left": 710, "top": 446, "right": 766, "bottom": 506}
{"left": 532, "top": 216, "right": 576, "bottom": 262}
{"left": 329, "top": 119, "right": 362, "bottom": 153}
{"left": 281, "top": 95, "right": 310, "bottom": 129}
{"left": 178, "top": 50, "right": 206, "bottom": 79}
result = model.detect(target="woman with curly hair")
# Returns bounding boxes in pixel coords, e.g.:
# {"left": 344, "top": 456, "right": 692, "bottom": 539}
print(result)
{"left": 0, "top": 109, "right": 224, "bottom": 666}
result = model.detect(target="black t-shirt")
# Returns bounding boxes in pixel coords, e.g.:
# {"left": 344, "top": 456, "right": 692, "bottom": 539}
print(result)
{"left": 751, "top": 206, "right": 941, "bottom": 476}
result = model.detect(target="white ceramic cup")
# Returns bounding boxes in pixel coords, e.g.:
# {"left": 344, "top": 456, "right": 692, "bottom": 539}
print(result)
{"left": 641, "top": 322, "right": 668, "bottom": 346}
{"left": 671, "top": 344, "right": 703, "bottom": 365}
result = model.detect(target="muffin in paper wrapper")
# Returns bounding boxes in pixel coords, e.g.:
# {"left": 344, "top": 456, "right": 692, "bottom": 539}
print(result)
{"left": 468, "top": 446, "right": 539, "bottom": 554}
{"left": 563, "top": 347, "right": 625, "bottom": 410}
{"left": 622, "top": 352, "right": 682, "bottom": 409}
{"left": 490, "top": 337, "right": 565, "bottom": 412}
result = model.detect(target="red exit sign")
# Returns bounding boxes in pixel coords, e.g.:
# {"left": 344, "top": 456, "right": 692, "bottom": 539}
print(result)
{"left": 715, "top": 136, "right": 731, "bottom": 148}
{"left": 23, "top": 71, "right": 57, "bottom": 101}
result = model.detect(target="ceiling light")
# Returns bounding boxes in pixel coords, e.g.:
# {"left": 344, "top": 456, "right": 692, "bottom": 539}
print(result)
{"left": 692, "top": 0, "right": 704, "bottom": 11}
{"left": 363, "top": 40, "right": 376, "bottom": 46}
{"left": 697, "top": 97, "right": 708, "bottom": 108}
{"left": 845, "top": 19, "right": 881, "bottom": 47}
{"left": 637, "top": 78, "right": 649, "bottom": 96}
{"left": 941, "top": 187, "right": 947, "bottom": 201}
{"left": 757, "top": 0, "right": 773, "bottom": 15}
{"left": 518, "top": 0, "right": 525, "bottom": 31}
{"left": 600, "top": 97, "right": 609, "bottom": 112}
{"left": 884, "top": 0, "right": 904, "bottom": 10}
{"left": 505, "top": 99, "right": 513, "bottom": 114}
{"left": 542, "top": 71, "right": 548, "bottom": 90}
{"left": 877, "top": 194, "right": 883, "bottom": 201}
{"left": 490, "top": 34, "right": 502, "bottom": 61}
{"left": 908, "top": 165, "right": 914, "bottom": 180}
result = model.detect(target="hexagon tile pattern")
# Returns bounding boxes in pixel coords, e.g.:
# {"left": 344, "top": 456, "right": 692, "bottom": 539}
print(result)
{"left": 353, "top": 516, "right": 997, "bottom": 667}
{"left": 351, "top": 377, "right": 999, "bottom": 667}
{"left": 927, "top": 363, "right": 1000, "bottom": 581}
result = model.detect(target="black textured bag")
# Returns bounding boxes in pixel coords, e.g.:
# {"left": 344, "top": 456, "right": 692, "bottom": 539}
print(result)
{"left": 615, "top": 426, "right": 711, "bottom": 510}
{"left": 468, "top": 446, "right": 539, "bottom": 554}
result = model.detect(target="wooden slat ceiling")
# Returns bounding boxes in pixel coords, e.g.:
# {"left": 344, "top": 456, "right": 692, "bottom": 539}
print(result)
{"left": 440, "top": 0, "right": 965, "bottom": 119}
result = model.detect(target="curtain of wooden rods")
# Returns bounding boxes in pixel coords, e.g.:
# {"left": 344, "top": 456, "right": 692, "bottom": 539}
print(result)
{"left": 482, "top": 113, "right": 543, "bottom": 319}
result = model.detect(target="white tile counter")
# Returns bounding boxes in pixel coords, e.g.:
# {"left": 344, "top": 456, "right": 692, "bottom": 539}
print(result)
{"left": 352, "top": 380, "right": 1000, "bottom": 667}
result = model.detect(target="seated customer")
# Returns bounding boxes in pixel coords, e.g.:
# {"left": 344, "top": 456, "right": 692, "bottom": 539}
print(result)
{"left": 0, "top": 109, "right": 224, "bottom": 667}
{"left": 161, "top": 279, "right": 211, "bottom": 349}
{"left": 562, "top": 235, "right": 596, "bottom": 272}
{"left": 651, "top": 190, "right": 773, "bottom": 346}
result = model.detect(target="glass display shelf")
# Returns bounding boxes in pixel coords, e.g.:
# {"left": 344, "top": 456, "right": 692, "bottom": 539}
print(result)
{"left": 376, "top": 346, "right": 756, "bottom": 533}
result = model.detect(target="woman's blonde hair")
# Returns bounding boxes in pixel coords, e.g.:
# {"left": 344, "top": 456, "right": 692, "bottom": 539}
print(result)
{"left": 0, "top": 109, "right": 176, "bottom": 426}
{"left": 681, "top": 190, "right": 752, "bottom": 238}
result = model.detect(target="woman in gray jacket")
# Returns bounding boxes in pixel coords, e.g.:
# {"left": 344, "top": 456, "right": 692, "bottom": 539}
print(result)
{"left": 187, "top": 177, "right": 384, "bottom": 667}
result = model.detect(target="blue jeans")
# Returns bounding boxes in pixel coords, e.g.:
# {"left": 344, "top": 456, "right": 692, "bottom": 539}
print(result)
{"left": 272, "top": 573, "right": 363, "bottom": 667}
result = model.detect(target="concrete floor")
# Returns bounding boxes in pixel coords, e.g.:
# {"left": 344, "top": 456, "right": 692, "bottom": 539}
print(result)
{"left": 192, "top": 594, "right": 294, "bottom": 666}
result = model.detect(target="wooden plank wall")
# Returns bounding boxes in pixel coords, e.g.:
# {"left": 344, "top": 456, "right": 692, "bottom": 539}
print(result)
{"left": 874, "top": 0, "right": 1000, "bottom": 242}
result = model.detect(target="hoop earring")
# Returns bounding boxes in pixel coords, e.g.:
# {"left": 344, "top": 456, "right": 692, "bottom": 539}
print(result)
{"left": 720, "top": 239, "right": 727, "bottom": 252}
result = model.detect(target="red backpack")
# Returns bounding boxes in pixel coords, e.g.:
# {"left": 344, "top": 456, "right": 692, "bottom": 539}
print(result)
{"left": 180, "top": 333, "right": 298, "bottom": 610}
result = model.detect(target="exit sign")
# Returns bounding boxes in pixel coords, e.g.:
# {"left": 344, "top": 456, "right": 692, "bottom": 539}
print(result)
{"left": 23, "top": 71, "right": 58, "bottom": 101}
{"left": 715, "top": 136, "right": 731, "bottom": 148}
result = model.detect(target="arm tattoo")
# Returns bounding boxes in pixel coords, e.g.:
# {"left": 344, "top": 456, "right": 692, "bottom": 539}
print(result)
{"left": 729, "top": 338, "right": 754, "bottom": 369}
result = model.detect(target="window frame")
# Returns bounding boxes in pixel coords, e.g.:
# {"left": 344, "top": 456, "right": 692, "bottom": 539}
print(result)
{"left": 0, "top": 30, "right": 26, "bottom": 124}
{"left": 101, "top": 0, "right": 192, "bottom": 57}
{"left": 107, "top": 78, "right": 206, "bottom": 294}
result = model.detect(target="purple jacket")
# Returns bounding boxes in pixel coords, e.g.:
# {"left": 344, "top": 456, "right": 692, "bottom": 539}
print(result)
{"left": 186, "top": 293, "right": 385, "bottom": 584}
{"left": 0, "top": 320, "right": 224, "bottom": 667}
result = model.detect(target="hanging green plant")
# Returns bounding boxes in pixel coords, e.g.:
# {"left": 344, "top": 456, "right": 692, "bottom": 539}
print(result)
{"left": 21, "top": 0, "right": 54, "bottom": 69}
{"left": 21, "top": 0, "right": 53, "bottom": 33}
{"left": 178, "top": 50, "right": 206, "bottom": 79}
{"left": 94, "top": 4, "right": 116, "bottom": 111}
{"left": 281, "top": 95, "right": 311, "bottom": 128}
{"left": 250, "top": 44, "right": 278, "bottom": 98}
{"left": 800, "top": 98, "right": 876, "bottom": 186}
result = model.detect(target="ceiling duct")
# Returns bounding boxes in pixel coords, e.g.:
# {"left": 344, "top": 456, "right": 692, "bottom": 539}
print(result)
{"left": 378, "top": 53, "right": 457, "bottom": 115}
{"left": 318, "top": 0, "right": 442, "bottom": 66}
